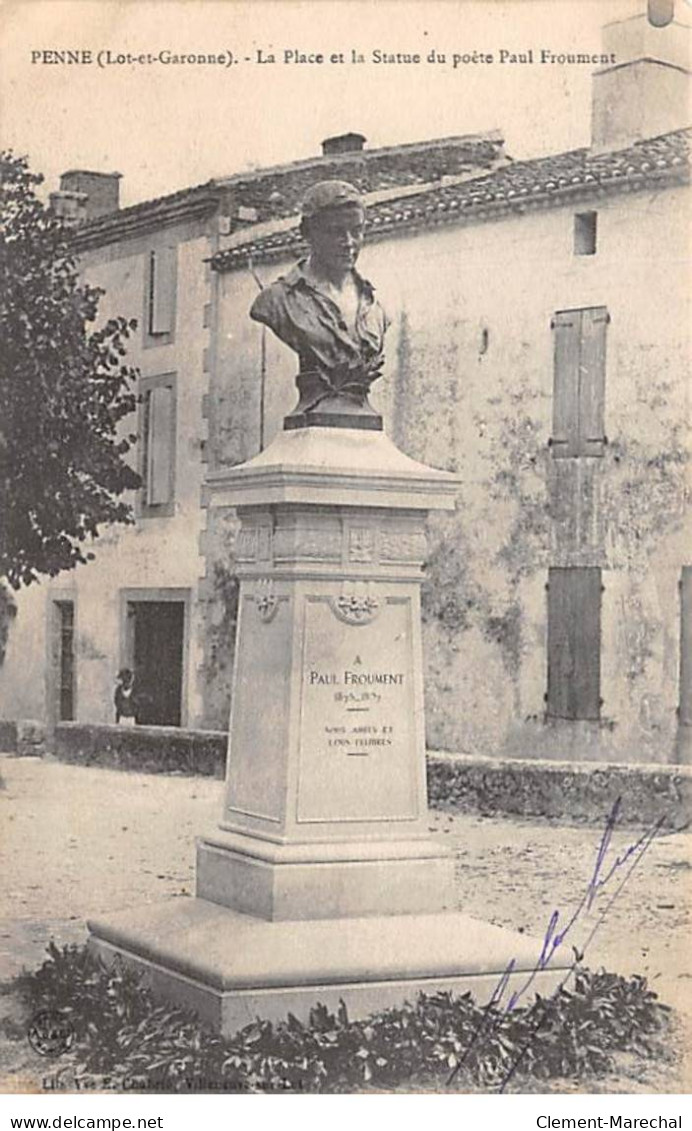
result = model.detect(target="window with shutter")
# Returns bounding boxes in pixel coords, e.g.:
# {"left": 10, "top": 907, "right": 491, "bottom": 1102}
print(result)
{"left": 146, "top": 247, "right": 177, "bottom": 341}
{"left": 551, "top": 306, "right": 608, "bottom": 458}
{"left": 139, "top": 375, "right": 176, "bottom": 516}
{"left": 546, "top": 567, "right": 602, "bottom": 720}
{"left": 54, "top": 600, "right": 75, "bottom": 722}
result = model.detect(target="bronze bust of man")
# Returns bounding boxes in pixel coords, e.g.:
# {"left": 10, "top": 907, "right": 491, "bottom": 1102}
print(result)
{"left": 250, "top": 180, "right": 389, "bottom": 430}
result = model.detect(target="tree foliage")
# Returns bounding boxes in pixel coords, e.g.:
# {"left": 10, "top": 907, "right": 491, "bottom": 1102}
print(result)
{"left": 0, "top": 151, "right": 141, "bottom": 588}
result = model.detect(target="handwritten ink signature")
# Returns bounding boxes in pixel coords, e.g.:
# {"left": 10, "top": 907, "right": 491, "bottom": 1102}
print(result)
{"left": 447, "top": 796, "right": 666, "bottom": 1091}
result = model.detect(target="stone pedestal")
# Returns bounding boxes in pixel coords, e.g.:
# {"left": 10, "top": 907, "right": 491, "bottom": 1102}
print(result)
{"left": 196, "top": 427, "right": 457, "bottom": 922}
{"left": 88, "top": 426, "right": 570, "bottom": 1034}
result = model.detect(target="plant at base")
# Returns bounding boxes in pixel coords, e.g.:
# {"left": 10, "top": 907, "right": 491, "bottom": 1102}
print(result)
{"left": 13, "top": 944, "right": 672, "bottom": 1094}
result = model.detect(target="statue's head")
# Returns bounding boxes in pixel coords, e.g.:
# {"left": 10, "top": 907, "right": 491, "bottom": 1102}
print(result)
{"left": 300, "top": 180, "right": 365, "bottom": 274}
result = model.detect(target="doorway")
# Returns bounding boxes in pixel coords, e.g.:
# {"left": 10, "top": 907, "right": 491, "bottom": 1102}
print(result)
{"left": 126, "top": 598, "right": 186, "bottom": 726}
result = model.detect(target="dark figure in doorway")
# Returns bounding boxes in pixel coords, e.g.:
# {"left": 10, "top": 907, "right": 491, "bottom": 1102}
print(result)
{"left": 249, "top": 179, "right": 389, "bottom": 430}
{"left": 114, "top": 668, "right": 137, "bottom": 726}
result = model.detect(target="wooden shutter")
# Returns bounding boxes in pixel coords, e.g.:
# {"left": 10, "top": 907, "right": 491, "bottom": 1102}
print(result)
{"left": 51, "top": 600, "right": 75, "bottom": 723}
{"left": 547, "top": 567, "right": 601, "bottom": 720}
{"left": 552, "top": 308, "right": 608, "bottom": 458}
{"left": 146, "top": 385, "right": 174, "bottom": 505}
{"left": 57, "top": 601, "right": 75, "bottom": 722}
{"left": 551, "top": 311, "right": 580, "bottom": 457}
{"left": 149, "top": 247, "right": 177, "bottom": 335}
{"left": 578, "top": 307, "right": 608, "bottom": 456}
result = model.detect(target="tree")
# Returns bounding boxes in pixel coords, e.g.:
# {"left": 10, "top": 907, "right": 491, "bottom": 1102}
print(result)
{"left": 0, "top": 152, "right": 141, "bottom": 589}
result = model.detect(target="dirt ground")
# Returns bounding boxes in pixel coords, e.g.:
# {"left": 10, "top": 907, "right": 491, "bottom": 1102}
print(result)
{"left": 1, "top": 753, "right": 690, "bottom": 1093}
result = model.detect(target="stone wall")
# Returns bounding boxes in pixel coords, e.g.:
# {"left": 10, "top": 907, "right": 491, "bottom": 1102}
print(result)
{"left": 428, "top": 752, "right": 691, "bottom": 830}
{"left": 30, "top": 722, "right": 692, "bottom": 828}
{"left": 52, "top": 722, "right": 226, "bottom": 777}
{"left": 0, "top": 719, "right": 17, "bottom": 752}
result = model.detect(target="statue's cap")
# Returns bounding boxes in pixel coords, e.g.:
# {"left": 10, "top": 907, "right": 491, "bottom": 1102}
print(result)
{"left": 301, "top": 180, "right": 364, "bottom": 219}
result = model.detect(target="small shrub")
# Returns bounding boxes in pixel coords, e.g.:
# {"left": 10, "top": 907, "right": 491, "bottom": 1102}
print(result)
{"left": 12, "top": 943, "right": 671, "bottom": 1093}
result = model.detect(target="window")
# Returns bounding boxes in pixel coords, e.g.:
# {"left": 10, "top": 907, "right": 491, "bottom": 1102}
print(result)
{"left": 54, "top": 600, "right": 75, "bottom": 721}
{"left": 139, "top": 374, "right": 176, "bottom": 516}
{"left": 551, "top": 306, "right": 608, "bottom": 458}
{"left": 574, "top": 211, "right": 597, "bottom": 256}
{"left": 546, "top": 567, "right": 602, "bottom": 720}
{"left": 146, "top": 246, "right": 177, "bottom": 343}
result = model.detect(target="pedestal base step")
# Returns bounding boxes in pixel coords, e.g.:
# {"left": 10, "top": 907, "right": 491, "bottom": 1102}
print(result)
{"left": 196, "top": 833, "right": 455, "bottom": 920}
{"left": 88, "top": 899, "right": 572, "bottom": 1037}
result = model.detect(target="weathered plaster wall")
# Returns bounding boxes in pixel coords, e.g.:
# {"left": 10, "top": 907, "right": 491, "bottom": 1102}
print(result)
{"left": 197, "top": 267, "right": 301, "bottom": 730}
{"left": 212, "top": 268, "right": 297, "bottom": 465}
{"left": 0, "top": 226, "right": 211, "bottom": 729}
{"left": 210, "top": 185, "right": 689, "bottom": 762}
{"left": 196, "top": 504, "right": 240, "bottom": 730}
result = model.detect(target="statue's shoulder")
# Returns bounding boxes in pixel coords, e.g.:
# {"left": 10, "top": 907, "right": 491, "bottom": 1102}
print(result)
{"left": 250, "top": 266, "right": 302, "bottom": 325}
{"left": 356, "top": 271, "right": 390, "bottom": 332}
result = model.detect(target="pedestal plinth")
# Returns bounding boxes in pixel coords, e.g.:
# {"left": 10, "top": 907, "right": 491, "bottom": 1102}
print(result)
{"left": 88, "top": 426, "right": 571, "bottom": 1034}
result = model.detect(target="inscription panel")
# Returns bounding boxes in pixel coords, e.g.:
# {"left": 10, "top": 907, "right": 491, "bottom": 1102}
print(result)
{"left": 296, "top": 596, "right": 418, "bottom": 824}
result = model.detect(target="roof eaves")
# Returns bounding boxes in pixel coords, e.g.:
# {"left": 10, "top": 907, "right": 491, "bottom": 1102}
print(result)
{"left": 70, "top": 183, "right": 222, "bottom": 252}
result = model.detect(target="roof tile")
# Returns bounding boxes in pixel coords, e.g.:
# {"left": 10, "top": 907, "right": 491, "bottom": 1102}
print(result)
{"left": 72, "top": 132, "right": 505, "bottom": 252}
{"left": 211, "top": 128, "right": 690, "bottom": 272}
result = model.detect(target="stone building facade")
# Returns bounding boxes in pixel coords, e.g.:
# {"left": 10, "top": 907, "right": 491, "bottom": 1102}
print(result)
{"left": 1, "top": 9, "right": 689, "bottom": 762}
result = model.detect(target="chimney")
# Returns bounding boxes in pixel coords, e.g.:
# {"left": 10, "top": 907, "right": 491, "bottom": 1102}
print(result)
{"left": 57, "top": 170, "right": 122, "bottom": 219}
{"left": 591, "top": 4, "right": 691, "bottom": 151}
{"left": 321, "top": 132, "right": 367, "bottom": 156}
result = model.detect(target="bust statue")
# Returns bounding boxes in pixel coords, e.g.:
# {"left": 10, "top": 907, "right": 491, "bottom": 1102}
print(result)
{"left": 249, "top": 180, "right": 389, "bottom": 430}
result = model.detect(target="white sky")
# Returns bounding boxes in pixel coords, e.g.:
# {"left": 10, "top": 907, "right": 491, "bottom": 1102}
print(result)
{"left": 0, "top": 0, "right": 681, "bottom": 207}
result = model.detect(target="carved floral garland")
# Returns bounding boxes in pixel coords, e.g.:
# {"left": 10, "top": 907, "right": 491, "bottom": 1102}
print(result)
{"left": 329, "top": 594, "right": 380, "bottom": 626}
